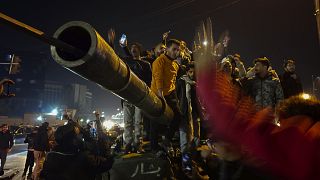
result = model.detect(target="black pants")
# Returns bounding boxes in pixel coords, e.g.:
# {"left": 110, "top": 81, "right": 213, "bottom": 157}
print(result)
{"left": 0, "top": 149, "right": 7, "bottom": 171}
{"left": 24, "top": 150, "right": 34, "bottom": 174}
{"left": 164, "top": 92, "right": 182, "bottom": 141}
{"left": 150, "top": 91, "right": 182, "bottom": 150}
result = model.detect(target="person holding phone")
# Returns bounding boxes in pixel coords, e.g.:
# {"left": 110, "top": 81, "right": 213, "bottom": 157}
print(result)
{"left": 118, "top": 34, "right": 152, "bottom": 154}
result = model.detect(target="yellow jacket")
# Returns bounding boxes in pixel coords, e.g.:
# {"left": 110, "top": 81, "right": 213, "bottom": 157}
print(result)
{"left": 151, "top": 54, "right": 179, "bottom": 96}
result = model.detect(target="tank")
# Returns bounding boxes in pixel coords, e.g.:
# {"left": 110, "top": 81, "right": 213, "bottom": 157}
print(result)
{"left": 50, "top": 21, "right": 173, "bottom": 125}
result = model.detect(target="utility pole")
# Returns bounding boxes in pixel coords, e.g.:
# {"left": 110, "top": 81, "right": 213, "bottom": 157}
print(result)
{"left": 313, "top": 0, "right": 320, "bottom": 98}
{"left": 315, "top": 0, "right": 320, "bottom": 45}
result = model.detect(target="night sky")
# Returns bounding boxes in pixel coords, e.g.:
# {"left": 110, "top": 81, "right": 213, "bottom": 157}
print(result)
{"left": 1, "top": 0, "right": 319, "bottom": 115}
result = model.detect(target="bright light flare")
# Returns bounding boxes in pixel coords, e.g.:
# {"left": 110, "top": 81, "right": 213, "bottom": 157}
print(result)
{"left": 203, "top": 41, "right": 208, "bottom": 46}
{"left": 301, "top": 93, "right": 311, "bottom": 100}
{"left": 37, "top": 116, "right": 42, "bottom": 121}
{"left": 48, "top": 108, "right": 58, "bottom": 116}
{"left": 103, "top": 120, "right": 115, "bottom": 130}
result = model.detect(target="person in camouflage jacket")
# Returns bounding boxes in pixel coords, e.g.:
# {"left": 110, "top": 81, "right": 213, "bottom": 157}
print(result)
{"left": 243, "top": 57, "right": 284, "bottom": 109}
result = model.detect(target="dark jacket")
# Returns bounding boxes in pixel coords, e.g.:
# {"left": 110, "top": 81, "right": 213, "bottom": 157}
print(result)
{"left": 120, "top": 45, "right": 152, "bottom": 87}
{"left": 123, "top": 57, "right": 152, "bottom": 87}
{"left": 280, "top": 71, "right": 303, "bottom": 99}
{"left": 41, "top": 150, "right": 113, "bottom": 180}
{"left": 0, "top": 131, "right": 14, "bottom": 149}
{"left": 243, "top": 73, "right": 284, "bottom": 109}
{"left": 34, "top": 126, "right": 49, "bottom": 151}
{"left": 24, "top": 132, "right": 37, "bottom": 150}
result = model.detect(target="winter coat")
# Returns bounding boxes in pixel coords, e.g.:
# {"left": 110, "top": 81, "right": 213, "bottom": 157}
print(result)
{"left": 123, "top": 57, "right": 152, "bottom": 87}
{"left": 34, "top": 126, "right": 49, "bottom": 151}
{"left": 24, "top": 132, "right": 36, "bottom": 150}
{"left": 280, "top": 71, "right": 303, "bottom": 99}
{"left": 0, "top": 131, "right": 13, "bottom": 149}
{"left": 243, "top": 73, "right": 284, "bottom": 109}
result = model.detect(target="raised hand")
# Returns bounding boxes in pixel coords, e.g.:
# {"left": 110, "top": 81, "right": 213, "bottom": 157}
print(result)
{"left": 107, "top": 28, "right": 116, "bottom": 47}
{"left": 162, "top": 30, "right": 170, "bottom": 40}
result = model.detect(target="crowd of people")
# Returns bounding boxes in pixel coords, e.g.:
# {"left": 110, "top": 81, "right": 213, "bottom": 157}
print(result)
{"left": 106, "top": 28, "right": 309, "bottom": 176}
{"left": 0, "top": 27, "right": 319, "bottom": 179}
{"left": 0, "top": 113, "right": 114, "bottom": 180}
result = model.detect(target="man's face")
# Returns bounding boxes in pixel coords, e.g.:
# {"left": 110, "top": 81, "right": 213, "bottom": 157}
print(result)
{"left": 187, "top": 68, "right": 195, "bottom": 80}
{"left": 222, "top": 36, "right": 230, "bottom": 47}
{"left": 180, "top": 41, "right": 186, "bottom": 51}
{"left": 222, "top": 61, "right": 232, "bottom": 76}
{"left": 255, "top": 62, "right": 268, "bottom": 76}
{"left": 285, "top": 62, "right": 295, "bottom": 73}
{"left": 156, "top": 45, "right": 166, "bottom": 57}
{"left": 234, "top": 56, "right": 240, "bottom": 62}
{"left": 166, "top": 43, "right": 180, "bottom": 59}
{"left": 2, "top": 125, "right": 8, "bottom": 132}
{"left": 130, "top": 45, "right": 140, "bottom": 57}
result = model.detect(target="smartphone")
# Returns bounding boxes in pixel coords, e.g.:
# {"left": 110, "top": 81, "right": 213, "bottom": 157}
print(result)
{"left": 119, "top": 34, "right": 127, "bottom": 45}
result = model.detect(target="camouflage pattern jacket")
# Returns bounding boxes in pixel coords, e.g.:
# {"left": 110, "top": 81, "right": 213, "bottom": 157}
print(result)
{"left": 243, "top": 73, "right": 284, "bottom": 109}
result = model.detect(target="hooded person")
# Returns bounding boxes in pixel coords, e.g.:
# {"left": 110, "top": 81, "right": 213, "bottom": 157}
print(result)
{"left": 40, "top": 122, "right": 114, "bottom": 180}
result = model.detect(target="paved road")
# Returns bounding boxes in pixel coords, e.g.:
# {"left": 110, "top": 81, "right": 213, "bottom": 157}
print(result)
{"left": 0, "top": 151, "right": 26, "bottom": 180}
{"left": 8, "top": 145, "right": 27, "bottom": 156}
{"left": 0, "top": 139, "right": 28, "bottom": 179}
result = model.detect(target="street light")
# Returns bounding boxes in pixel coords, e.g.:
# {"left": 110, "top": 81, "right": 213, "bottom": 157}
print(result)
{"left": 37, "top": 116, "right": 42, "bottom": 121}
{"left": 301, "top": 93, "right": 311, "bottom": 100}
{"left": 203, "top": 41, "right": 208, "bottom": 46}
{"left": 103, "top": 120, "right": 115, "bottom": 130}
